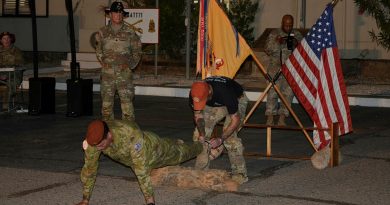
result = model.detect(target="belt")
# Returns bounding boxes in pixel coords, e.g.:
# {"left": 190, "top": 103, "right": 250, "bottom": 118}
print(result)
{"left": 102, "top": 63, "right": 129, "bottom": 70}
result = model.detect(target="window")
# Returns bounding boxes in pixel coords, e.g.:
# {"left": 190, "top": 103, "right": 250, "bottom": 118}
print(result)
{"left": 1, "top": 0, "right": 48, "bottom": 17}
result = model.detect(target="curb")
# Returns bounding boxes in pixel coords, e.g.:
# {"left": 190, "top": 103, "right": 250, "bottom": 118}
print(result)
{"left": 21, "top": 80, "right": 390, "bottom": 108}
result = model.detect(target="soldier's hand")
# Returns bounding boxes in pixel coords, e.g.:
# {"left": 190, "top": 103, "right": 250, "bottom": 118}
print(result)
{"left": 209, "top": 137, "right": 223, "bottom": 149}
{"left": 75, "top": 199, "right": 89, "bottom": 205}
{"left": 198, "top": 135, "right": 205, "bottom": 143}
{"left": 276, "top": 35, "right": 285, "bottom": 44}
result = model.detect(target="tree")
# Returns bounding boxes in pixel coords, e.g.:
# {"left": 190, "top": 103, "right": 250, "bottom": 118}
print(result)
{"left": 122, "top": 0, "right": 187, "bottom": 59}
{"left": 158, "top": 0, "right": 186, "bottom": 59}
{"left": 222, "top": 0, "right": 259, "bottom": 47}
{"left": 190, "top": 0, "right": 259, "bottom": 61}
{"left": 354, "top": 0, "right": 390, "bottom": 50}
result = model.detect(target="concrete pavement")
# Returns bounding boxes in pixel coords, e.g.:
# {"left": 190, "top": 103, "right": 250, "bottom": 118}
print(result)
{"left": 0, "top": 93, "right": 389, "bottom": 205}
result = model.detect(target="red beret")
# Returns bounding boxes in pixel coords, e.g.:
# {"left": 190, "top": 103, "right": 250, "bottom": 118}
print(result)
{"left": 86, "top": 120, "right": 105, "bottom": 145}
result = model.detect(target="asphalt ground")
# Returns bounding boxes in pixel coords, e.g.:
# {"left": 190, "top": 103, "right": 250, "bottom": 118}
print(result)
{"left": 0, "top": 92, "right": 389, "bottom": 205}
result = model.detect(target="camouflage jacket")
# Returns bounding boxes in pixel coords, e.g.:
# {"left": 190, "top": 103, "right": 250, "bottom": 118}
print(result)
{"left": 264, "top": 28, "right": 303, "bottom": 74}
{"left": 95, "top": 22, "right": 142, "bottom": 69}
{"left": 0, "top": 45, "right": 23, "bottom": 67}
{"left": 80, "top": 120, "right": 201, "bottom": 200}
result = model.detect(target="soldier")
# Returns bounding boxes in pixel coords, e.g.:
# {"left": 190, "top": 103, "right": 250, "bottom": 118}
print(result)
{"left": 0, "top": 31, "right": 24, "bottom": 111}
{"left": 264, "top": 14, "right": 303, "bottom": 126}
{"left": 95, "top": 1, "right": 142, "bottom": 121}
{"left": 189, "top": 76, "right": 249, "bottom": 184}
{"left": 76, "top": 119, "right": 203, "bottom": 205}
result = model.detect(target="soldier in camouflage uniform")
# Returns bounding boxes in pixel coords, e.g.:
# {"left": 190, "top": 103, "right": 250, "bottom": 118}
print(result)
{"left": 264, "top": 14, "right": 303, "bottom": 126}
{"left": 76, "top": 119, "right": 203, "bottom": 205}
{"left": 189, "top": 77, "right": 249, "bottom": 184}
{"left": 95, "top": 1, "right": 142, "bottom": 121}
{"left": 0, "top": 32, "right": 24, "bottom": 111}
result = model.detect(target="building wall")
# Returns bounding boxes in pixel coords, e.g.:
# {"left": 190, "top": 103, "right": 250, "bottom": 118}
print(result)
{"left": 75, "top": 0, "right": 108, "bottom": 53}
{"left": 0, "top": 0, "right": 388, "bottom": 59}
{"left": 0, "top": 0, "right": 78, "bottom": 52}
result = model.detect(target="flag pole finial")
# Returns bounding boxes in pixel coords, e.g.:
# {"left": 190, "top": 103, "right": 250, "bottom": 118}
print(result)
{"left": 330, "top": 0, "right": 340, "bottom": 8}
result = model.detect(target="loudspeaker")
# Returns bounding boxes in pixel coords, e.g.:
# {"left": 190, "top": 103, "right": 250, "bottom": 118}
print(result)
{"left": 28, "top": 77, "right": 56, "bottom": 115}
{"left": 66, "top": 78, "right": 93, "bottom": 117}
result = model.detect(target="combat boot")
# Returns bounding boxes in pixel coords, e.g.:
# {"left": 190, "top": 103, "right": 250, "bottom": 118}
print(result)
{"left": 277, "top": 115, "right": 286, "bottom": 126}
{"left": 266, "top": 115, "right": 274, "bottom": 126}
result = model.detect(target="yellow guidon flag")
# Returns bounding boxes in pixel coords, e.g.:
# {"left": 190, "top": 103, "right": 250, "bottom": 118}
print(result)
{"left": 196, "top": 0, "right": 253, "bottom": 79}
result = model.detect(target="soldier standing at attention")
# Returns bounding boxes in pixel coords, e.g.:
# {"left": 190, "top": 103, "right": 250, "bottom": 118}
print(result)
{"left": 75, "top": 120, "right": 203, "bottom": 205}
{"left": 189, "top": 76, "right": 249, "bottom": 184}
{"left": 264, "top": 14, "right": 303, "bottom": 126}
{"left": 95, "top": 1, "right": 142, "bottom": 121}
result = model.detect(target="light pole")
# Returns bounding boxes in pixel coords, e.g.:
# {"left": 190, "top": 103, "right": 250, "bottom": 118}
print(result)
{"left": 185, "top": 0, "right": 191, "bottom": 79}
{"left": 154, "top": 0, "right": 159, "bottom": 78}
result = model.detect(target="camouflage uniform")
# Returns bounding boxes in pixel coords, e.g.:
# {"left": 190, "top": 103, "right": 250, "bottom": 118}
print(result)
{"left": 0, "top": 46, "right": 23, "bottom": 67}
{"left": 81, "top": 120, "right": 203, "bottom": 201}
{"left": 194, "top": 94, "right": 248, "bottom": 177}
{"left": 193, "top": 94, "right": 249, "bottom": 178}
{"left": 264, "top": 28, "right": 302, "bottom": 117}
{"left": 95, "top": 22, "right": 142, "bottom": 121}
{"left": 0, "top": 45, "right": 24, "bottom": 110}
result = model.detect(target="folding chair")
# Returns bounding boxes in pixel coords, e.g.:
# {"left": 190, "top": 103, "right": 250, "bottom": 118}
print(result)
{"left": 0, "top": 67, "right": 27, "bottom": 113}
{"left": 10, "top": 68, "right": 28, "bottom": 113}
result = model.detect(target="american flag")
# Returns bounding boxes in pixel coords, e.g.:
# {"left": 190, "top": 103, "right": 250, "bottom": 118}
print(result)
{"left": 281, "top": 4, "right": 352, "bottom": 149}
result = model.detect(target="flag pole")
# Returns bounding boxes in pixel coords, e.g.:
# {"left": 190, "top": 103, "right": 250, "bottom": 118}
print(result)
{"left": 330, "top": 0, "right": 340, "bottom": 8}
{"left": 249, "top": 52, "right": 318, "bottom": 151}
{"left": 271, "top": 78, "right": 317, "bottom": 151}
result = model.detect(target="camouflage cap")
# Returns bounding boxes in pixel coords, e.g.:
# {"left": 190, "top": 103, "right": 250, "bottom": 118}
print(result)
{"left": 106, "top": 1, "right": 129, "bottom": 17}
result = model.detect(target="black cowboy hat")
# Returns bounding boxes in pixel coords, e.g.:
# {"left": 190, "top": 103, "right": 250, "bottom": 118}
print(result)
{"left": 105, "top": 1, "right": 129, "bottom": 17}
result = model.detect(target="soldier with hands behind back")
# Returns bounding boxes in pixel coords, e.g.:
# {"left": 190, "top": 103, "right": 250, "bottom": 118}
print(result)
{"left": 95, "top": 1, "right": 142, "bottom": 121}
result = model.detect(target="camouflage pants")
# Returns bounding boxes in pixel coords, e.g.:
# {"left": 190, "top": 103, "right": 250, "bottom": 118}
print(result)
{"left": 137, "top": 131, "right": 203, "bottom": 199}
{"left": 193, "top": 94, "right": 249, "bottom": 177}
{"left": 265, "top": 75, "right": 294, "bottom": 117}
{"left": 101, "top": 66, "right": 135, "bottom": 121}
{"left": 144, "top": 131, "right": 204, "bottom": 168}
